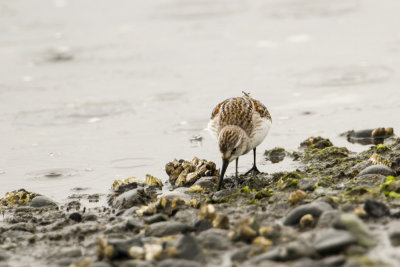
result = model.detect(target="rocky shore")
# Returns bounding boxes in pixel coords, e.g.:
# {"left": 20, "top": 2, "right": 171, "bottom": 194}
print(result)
{"left": 2, "top": 135, "right": 400, "bottom": 267}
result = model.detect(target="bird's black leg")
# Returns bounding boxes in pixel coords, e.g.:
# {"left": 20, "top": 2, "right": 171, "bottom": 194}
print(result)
{"left": 235, "top": 157, "right": 239, "bottom": 188}
{"left": 244, "top": 148, "right": 260, "bottom": 175}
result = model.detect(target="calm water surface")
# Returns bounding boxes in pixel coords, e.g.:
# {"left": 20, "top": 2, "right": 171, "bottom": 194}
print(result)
{"left": 1, "top": 0, "right": 400, "bottom": 204}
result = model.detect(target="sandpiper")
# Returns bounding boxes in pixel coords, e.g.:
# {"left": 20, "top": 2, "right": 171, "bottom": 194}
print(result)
{"left": 208, "top": 92, "right": 272, "bottom": 190}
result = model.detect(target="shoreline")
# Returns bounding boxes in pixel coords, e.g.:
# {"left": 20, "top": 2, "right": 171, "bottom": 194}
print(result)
{"left": 1, "top": 135, "right": 400, "bottom": 267}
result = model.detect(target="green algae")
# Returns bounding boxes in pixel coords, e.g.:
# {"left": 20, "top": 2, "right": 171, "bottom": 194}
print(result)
{"left": 304, "top": 146, "right": 349, "bottom": 162}
{"left": 375, "top": 145, "right": 392, "bottom": 153}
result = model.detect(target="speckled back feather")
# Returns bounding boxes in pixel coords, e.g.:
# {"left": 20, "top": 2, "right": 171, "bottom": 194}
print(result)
{"left": 210, "top": 95, "right": 271, "bottom": 137}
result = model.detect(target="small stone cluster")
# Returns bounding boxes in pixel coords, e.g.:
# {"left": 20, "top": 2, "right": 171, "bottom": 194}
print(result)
{"left": 165, "top": 157, "right": 219, "bottom": 186}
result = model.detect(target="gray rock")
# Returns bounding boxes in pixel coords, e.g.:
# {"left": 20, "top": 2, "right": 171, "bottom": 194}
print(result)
{"left": 320, "top": 255, "right": 347, "bottom": 266}
{"left": 176, "top": 234, "right": 204, "bottom": 261}
{"left": 312, "top": 229, "right": 356, "bottom": 254}
{"left": 4, "top": 230, "right": 35, "bottom": 242}
{"left": 174, "top": 209, "right": 198, "bottom": 227}
{"left": 317, "top": 210, "right": 341, "bottom": 228}
{"left": 193, "top": 176, "right": 217, "bottom": 190}
{"left": 30, "top": 196, "right": 57, "bottom": 208}
{"left": 298, "top": 178, "right": 318, "bottom": 191}
{"left": 125, "top": 218, "right": 144, "bottom": 233}
{"left": 145, "top": 221, "right": 191, "bottom": 237}
{"left": 9, "top": 222, "right": 36, "bottom": 233}
{"left": 53, "top": 247, "right": 82, "bottom": 258}
{"left": 158, "top": 259, "right": 201, "bottom": 267}
{"left": 88, "top": 262, "right": 114, "bottom": 267}
{"left": 212, "top": 188, "right": 236, "bottom": 201}
{"left": 359, "top": 165, "right": 395, "bottom": 176}
{"left": 111, "top": 188, "right": 150, "bottom": 209}
{"left": 118, "top": 260, "right": 154, "bottom": 267}
{"left": 231, "top": 246, "right": 254, "bottom": 263}
{"left": 83, "top": 213, "right": 98, "bottom": 221}
{"left": 283, "top": 201, "right": 333, "bottom": 226}
{"left": 0, "top": 250, "right": 10, "bottom": 261}
{"left": 143, "top": 214, "right": 168, "bottom": 224}
{"left": 334, "top": 213, "right": 376, "bottom": 248}
{"left": 364, "top": 199, "right": 390, "bottom": 218}
{"left": 248, "top": 241, "right": 315, "bottom": 263}
{"left": 388, "top": 221, "right": 400, "bottom": 246}
{"left": 197, "top": 228, "right": 229, "bottom": 250}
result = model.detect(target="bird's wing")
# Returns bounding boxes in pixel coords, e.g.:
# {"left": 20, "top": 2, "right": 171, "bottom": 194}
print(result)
{"left": 251, "top": 98, "right": 272, "bottom": 122}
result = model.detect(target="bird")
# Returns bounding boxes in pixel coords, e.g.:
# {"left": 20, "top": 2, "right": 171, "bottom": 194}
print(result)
{"left": 208, "top": 92, "right": 272, "bottom": 190}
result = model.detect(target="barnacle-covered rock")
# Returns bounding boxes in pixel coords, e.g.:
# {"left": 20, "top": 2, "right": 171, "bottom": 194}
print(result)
{"left": 369, "top": 153, "right": 392, "bottom": 167}
{"left": 0, "top": 189, "right": 38, "bottom": 208}
{"left": 289, "top": 190, "right": 307, "bottom": 204}
{"left": 165, "top": 157, "right": 219, "bottom": 187}
{"left": 228, "top": 217, "right": 258, "bottom": 242}
{"left": 145, "top": 174, "right": 163, "bottom": 189}
{"left": 137, "top": 197, "right": 199, "bottom": 217}
{"left": 96, "top": 237, "right": 143, "bottom": 260}
{"left": 112, "top": 174, "right": 163, "bottom": 192}
{"left": 300, "top": 136, "right": 333, "bottom": 150}
{"left": 111, "top": 177, "right": 142, "bottom": 192}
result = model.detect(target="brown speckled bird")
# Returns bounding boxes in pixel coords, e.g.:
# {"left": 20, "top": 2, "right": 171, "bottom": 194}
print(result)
{"left": 208, "top": 92, "right": 272, "bottom": 190}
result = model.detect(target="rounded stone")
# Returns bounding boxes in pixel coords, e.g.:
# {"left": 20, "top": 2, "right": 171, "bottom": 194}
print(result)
{"left": 30, "top": 196, "right": 57, "bottom": 208}
{"left": 283, "top": 201, "right": 332, "bottom": 226}
{"left": 359, "top": 165, "right": 395, "bottom": 177}
{"left": 68, "top": 212, "right": 82, "bottom": 222}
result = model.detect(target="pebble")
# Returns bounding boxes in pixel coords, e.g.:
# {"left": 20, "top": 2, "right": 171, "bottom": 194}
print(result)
{"left": 176, "top": 234, "right": 203, "bottom": 261}
{"left": 88, "top": 262, "right": 114, "bottom": 267}
{"left": 69, "top": 212, "right": 82, "bottom": 222}
{"left": 143, "top": 214, "right": 168, "bottom": 224}
{"left": 0, "top": 250, "right": 10, "bottom": 261}
{"left": 117, "top": 260, "right": 153, "bottom": 267}
{"left": 364, "top": 199, "right": 390, "bottom": 218}
{"left": 388, "top": 221, "right": 400, "bottom": 246}
{"left": 30, "top": 196, "right": 57, "bottom": 208}
{"left": 317, "top": 210, "right": 341, "bottom": 228}
{"left": 197, "top": 228, "right": 230, "bottom": 250}
{"left": 158, "top": 259, "right": 202, "bottom": 267}
{"left": 299, "top": 214, "right": 314, "bottom": 228}
{"left": 335, "top": 213, "right": 376, "bottom": 248}
{"left": 283, "top": 201, "right": 332, "bottom": 226}
{"left": 111, "top": 188, "right": 150, "bottom": 209}
{"left": 298, "top": 178, "right": 318, "bottom": 191}
{"left": 358, "top": 165, "right": 395, "bottom": 176}
{"left": 145, "top": 221, "right": 192, "bottom": 237}
{"left": 248, "top": 241, "right": 315, "bottom": 263}
{"left": 312, "top": 229, "right": 356, "bottom": 254}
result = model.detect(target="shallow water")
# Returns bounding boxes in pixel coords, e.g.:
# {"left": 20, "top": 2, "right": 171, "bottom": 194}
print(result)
{"left": 1, "top": 0, "right": 400, "bottom": 203}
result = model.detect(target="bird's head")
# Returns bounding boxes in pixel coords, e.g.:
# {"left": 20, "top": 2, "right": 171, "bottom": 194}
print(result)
{"left": 218, "top": 125, "right": 249, "bottom": 163}
{"left": 217, "top": 125, "right": 249, "bottom": 190}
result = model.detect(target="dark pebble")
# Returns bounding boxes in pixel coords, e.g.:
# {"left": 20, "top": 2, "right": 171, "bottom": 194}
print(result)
{"left": 145, "top": 221, "right": 192, "bottom": 237}
{"left": 194, "top": 220, "right": 213, "bottom": 233}
{"left": 388, "top": 221, "right": 400, "bottom": 246}
{"left": 69, "top": 212, "right": 82, "bottom": 222}
{"left": 196, "top": 228, "right": 229, "bottom": 250}
{"left": 283, "top": 201, "right": 332, "bottom": 226}
{"left": 158, "top": 259, "right": 201, "bottom": 267}
{"left": 176, "top": 234, "right": 204, "bottom": 262}
{"left": 364, "top": 199, "right": 390, "bottom": 218}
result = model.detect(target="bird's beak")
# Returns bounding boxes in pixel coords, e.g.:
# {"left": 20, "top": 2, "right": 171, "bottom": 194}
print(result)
{"left": 218, "top": 159, "right": 229, "bottom": 190}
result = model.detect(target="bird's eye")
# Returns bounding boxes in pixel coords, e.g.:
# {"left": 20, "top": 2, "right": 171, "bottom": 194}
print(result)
{"left": 232, "top": 148, "right": 237, "bottom": 153}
